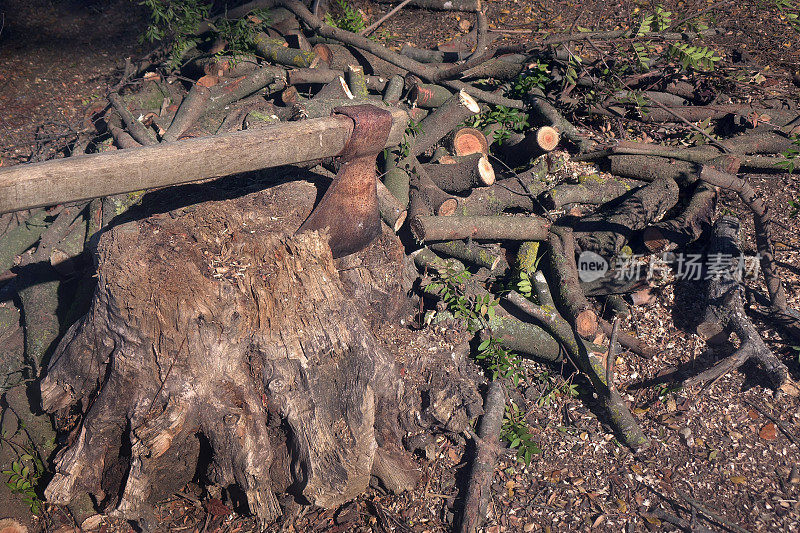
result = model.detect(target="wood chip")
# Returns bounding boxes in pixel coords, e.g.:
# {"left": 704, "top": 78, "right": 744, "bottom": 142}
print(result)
{"left": 759, "top": 423, "right": 778, "bottom": 441}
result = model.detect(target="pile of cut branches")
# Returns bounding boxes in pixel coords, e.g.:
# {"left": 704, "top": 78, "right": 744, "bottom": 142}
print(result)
{"left": 1, "top": 0, "right": 800, "bottom": 530}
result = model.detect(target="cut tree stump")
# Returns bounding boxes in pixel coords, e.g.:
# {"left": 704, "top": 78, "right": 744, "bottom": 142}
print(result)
{"left": 39, "top": 177, "right": 482, "bottom": 530}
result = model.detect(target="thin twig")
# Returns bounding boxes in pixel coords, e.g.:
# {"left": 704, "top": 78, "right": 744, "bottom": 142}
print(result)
{"left": 742, "top": 399, "right": 800, "bottom": 448}
{"left": 673, "top": 488, "right": 752, "bottom": 533}
{"left": 652, "top": 509, "right": 715, "bottom": 533}
{"left": 606, "top": 316, "right": 620, "bottom": 392}
{"left": 666, "top": 0, "right": 735, "bottom": 32}
{"left": 361, "top": 0, "right": 413, "bottom": 36}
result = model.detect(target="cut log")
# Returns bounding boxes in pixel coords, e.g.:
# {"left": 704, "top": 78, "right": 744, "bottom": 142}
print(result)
{"left": 498, "top": 126, "right": 559, "bottom": 168}
{"left": 312, "top": 76, "right": 354, "bottom": 100}
{"left": 287, "top": 67, "right": 388, "bottom": 91}
{"left": 456, "top": 173, "right": 550, "bottom": 216}
{"left": 526, "top": 90, "right": 595, "bottom": 153}
{"left": 422, "top": 153, "right": 495, "bottom": 193}
{"left": 108, "top": 123, "right": 142, "bottom": 149}
{"left": 685, "top": 217, "right": 788, "bottom": 388}
{"left": 383, "top": 75, "right": 405, "bottom": 104}
{"left": 542, "top": 175, "right": 631, "bottom": 210}
{"left": 207, "top": 66, "right": 288, "bottom": 111}
{"left": 163, "top": 84, "right": 211, "bottom": 142}
{"left": 400, "top": 44, "right": 470, "bottom": 63}
{"left": 108, "top": 92, "right": 157, "bottom": 146}
{"left": 346, "top": 64, "right": 369, "bottom": 98}
{"left": 429, "top": 240, "right": 508, "bottom": 273}
{"left": 322, "top": 43, "right": 409, "bottom": 78}
{"left": 281, "top": 85, "right": 307, "bottom": 105}
{"left": 407, "top": 158, "right": 459, "bottom": 218}
{"left": 636, "top": 105, "right": 800, "bottom": 126}
{"left": 609, "top": 155, "right": 701, "bottom": 185}
{"left": 409, "top": 83, "right": 453, "bottom": 108}
{"left": 382, "top": 166, "right": 411, "bottom": 206}
{"left": 461, "top": 55, "right": 527, "bottom": 81}
{"left": 643, "top": 182, "right": 717, "bottom": 253}
{"left": 574, "top": 177, "right": 680, "bottom": 260}
{"left": 410, "top": 214, "right": 550, "bottom": 242}
{"left": 457, "top": 380, "right": 505, "bottom": 533}
{"left": 504, "top": 290, "right": 648, "bottom": 449}
{"left": 253, "top": 33, "right": 319, "bottom": 67}
{"left": 544, "top": 226, "right": 598, "bottom": 339}
{"left": 408, "top": 90, "right": 481, "bottom": 158}
{"left": 699, "top": 166, "right": 800, "bottom": 341}
{"left": 448, "top": 127, "right": 489, "bottom": 156}
{"left": 377, "top": 179, "right": 407, "bottom": 231}
{"left": 413, "top": 248, "right": 565, "bottom": 363}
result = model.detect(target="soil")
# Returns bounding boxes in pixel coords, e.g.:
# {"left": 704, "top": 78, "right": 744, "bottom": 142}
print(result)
{"left": 1, "top": 1, "right": 799, "bottom": 532}
{"left": 0, "top": 0, "right": 149, "bottom": 165}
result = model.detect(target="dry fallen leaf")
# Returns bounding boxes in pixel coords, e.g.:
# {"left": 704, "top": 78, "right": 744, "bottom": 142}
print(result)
{"left": 591, "top": 514, "right": 606, "bottom": 528}
{"left": 643, "top": 514, "right": 661, "bottom": 525}
{"left": 780, "top": 377, "right": 800, "bottom": 397}
{"left": 759, "top": 422, "right": 777, "bottom": 441}
{"left": 447, "top": 446, "right": 460, "bottom": 463}
{"left": 197, "top": 75, "right": 219, "bottom": 88}
{"left": 204, "top": 498, "right": 231, "bottom": 517}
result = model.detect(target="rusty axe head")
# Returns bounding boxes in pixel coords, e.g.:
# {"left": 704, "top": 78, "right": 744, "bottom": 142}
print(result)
{"left": 296, "top": 104, "right": 393, "bottom": 259}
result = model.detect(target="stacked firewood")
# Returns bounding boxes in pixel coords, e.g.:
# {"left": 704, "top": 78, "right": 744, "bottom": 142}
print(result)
{"left": 1, "top": 0, "right": 800, "bottom": 529}
{"left": 3, "top": 0, "right": 800, "bottom": 448}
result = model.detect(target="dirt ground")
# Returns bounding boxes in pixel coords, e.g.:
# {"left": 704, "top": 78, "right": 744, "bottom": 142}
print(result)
{"left": 0, "top": 0, "right": 148, "bottom": 166}
{"left": 1, "top": 0, "right": 799, "bottom": 532}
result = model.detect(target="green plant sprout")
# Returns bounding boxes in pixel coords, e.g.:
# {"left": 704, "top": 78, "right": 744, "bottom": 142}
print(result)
{"left": 1, "top": 431, "right": 45, "bottom": 515}
{"left": 777, "top": 135, "right": 800, "bottom": 173}
{"left": 138, "top": 1, "right": 271, "bottom": 68}
{"left": 501, "top": 402, "right": 542, "bottom": 465}
{"left": 399, "top": 120, "right": 423, "bottom": 158}
{"left": 507, "top": 63, "right": 550, "bottom": 99}
{"left": 773, "top": 0, "right": 800, "bottom": 32}
{"left": 325, "top": 0, "right": 367, "bottom": 33}
{"left": 424, "top": 265, "right": 495, "bottom": 333}
{"left": 424, "top": 265, "right": 543, "bottom": 460}
{"left": 476, "top": 337, "right": 524, "bottom": 386}
{"left": 465, "top": 106, "right": 529, "bottom": 145}
{"left": 668, "top": 43, "right": 722, "bottom": 71}
{"left": 516, "top": 271, "right": 533, "bottom": 298}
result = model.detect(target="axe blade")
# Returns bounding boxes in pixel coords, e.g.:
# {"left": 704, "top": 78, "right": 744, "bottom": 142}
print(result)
{"left": 297, "top": 104, "right": 393, "bottom": 258}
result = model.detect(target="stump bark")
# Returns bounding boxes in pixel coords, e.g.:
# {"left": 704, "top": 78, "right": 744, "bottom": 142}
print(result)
{"left": 39, "top": 177, "right": 481, "bottom": 529}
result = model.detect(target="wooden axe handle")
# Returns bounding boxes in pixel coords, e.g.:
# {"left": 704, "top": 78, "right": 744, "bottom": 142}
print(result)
{"left": 0, "top": 108, "right": 409, "bottom": 214}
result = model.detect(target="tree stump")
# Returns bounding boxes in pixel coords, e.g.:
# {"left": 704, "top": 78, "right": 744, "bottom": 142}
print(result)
{"left": 39, "top": 176, "right": 482, "bottom": 529}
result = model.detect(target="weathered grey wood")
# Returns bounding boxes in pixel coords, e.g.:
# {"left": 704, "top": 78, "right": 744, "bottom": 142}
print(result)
{"left": 0, "top": 108, "right": 409, "bottom": 214}
{"left": 40, "top": 182, "right": 481, "bottom": 530}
